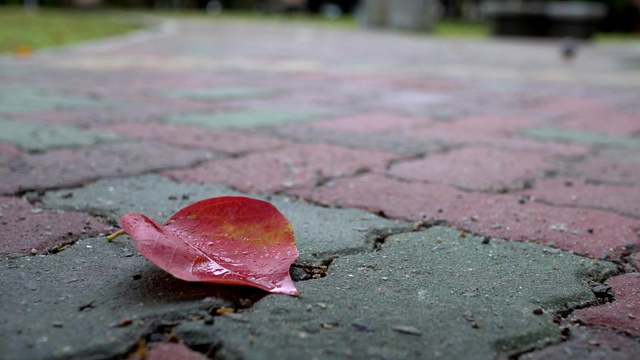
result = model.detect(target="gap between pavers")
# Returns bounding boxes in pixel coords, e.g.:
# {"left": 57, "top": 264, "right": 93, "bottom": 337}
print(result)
{"left": 38, "top": 174, "right": 412, "bottom": 263}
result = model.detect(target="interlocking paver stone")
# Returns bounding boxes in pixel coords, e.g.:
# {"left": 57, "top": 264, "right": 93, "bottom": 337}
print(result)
{"left": 574, "top": 273, "right": 640, "bottom": 336}
{"left": 0, "top": 196, "right": 109, "bottom": 256}
{"left": 575, "top": 149, "right": 640, "bottom": 185}
{"left": 310, "top": 112, "right": 428, "bottom": 133}
{"left": 525, "top": 178, "right": 640, "bottom": 218}
{"left": 388, "top": 146, "right": 554, "bottom": 191}
{"left": 161, "top": 108, "right": 320, "bottom": 129}
{"left": 297, "top": 173, "right": 640, "bottom": 259}
{"left": 164, "top": 143, "right": 398, "bottom": 193}
{"left": 2, "top": 17, "right": 640, "bottom": 360}
{"left": 524, "top": 127, "right": 640, "bottom": 149}
{"left": 0, "top": 141, "right": 218, "bottom": 195}
{"left": 204, "top": 227, "right": 617, "bottom": 360}
{"left": 39, "top": 175, "right": 411, "bottom": 263}
{"left": 98, "top": 122, "right": 291, "bottom": 155}
{"left": 0, "top": 118, "right": 123, "bottom": 152}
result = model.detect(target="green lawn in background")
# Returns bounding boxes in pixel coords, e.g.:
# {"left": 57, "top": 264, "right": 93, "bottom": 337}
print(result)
{"left": 0, "top": 6, "right": 141, "bottom": 54}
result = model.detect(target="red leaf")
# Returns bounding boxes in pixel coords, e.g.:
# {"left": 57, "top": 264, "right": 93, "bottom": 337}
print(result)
{"left": 118, "top": 196, "right": 299, "bottom": 295}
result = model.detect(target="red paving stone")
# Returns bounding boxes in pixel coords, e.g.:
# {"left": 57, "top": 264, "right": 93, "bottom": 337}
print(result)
{"left": 98, "top": 122, "right": 291, "bottom": 155}
{"left": 310, "top": 112, "right": 428, "bottom": 133}
{"left": 630, "top": 252, "right": 640, "bottom": 270}
{"left": 525, "top": 96, "right": 610, "bottom": 117}
{"left": 575, "top": 273, "right": 640, "bottom": 336}
{"left": 388, "top": 147, "right": 555, "bottom": 191}
{"left": 560, "top": 111, "right": 640, "bottom": 136}
{"left": 146, "top": 343, "right": 208, "bottom": 360}
{"left": 524, "top": 178, "right": 640, "bottom": 218}
{"left": 408, "top": 114, "right": 543, "bottom": 137}
{"left": 0, "top": 143, "right": 21, "bottom": 156}
{"left": 0, "top": 141, "right": 218, "bottom": 195}
{"left": 0, "top": 196, "right": 110, "bottom": 256}
{"left": 576, "top": 149, "right": 640, "bottom": 185}
{"left": 163, "top": 143, "right": 398, "bottom": 194}
{"left": 295, "top": 173, "right": 640, "bottom": 259}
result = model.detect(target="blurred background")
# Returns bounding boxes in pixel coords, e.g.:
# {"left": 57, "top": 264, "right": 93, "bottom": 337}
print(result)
{"left": 1, "top": 0, "right": 639, "bottom": 56}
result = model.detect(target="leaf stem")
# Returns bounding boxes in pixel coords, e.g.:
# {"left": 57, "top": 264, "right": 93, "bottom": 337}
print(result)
{"left": 106, "top": 229, "right": 126, "bottom": 242}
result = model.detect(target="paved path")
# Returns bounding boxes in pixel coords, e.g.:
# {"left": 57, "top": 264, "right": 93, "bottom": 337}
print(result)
{"left": 1, "top": 17, "right": 640, "bottom": 359}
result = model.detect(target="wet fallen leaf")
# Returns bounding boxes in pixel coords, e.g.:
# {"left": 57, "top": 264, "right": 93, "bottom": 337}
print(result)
{"left": 108, "top": 196, "right": 299, "bottom": 295}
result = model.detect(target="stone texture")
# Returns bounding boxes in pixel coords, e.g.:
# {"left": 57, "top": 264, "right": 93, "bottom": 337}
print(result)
{"left": 0, "top": 143, "right": 21, "bottom": 156}
{"left": 575, "top": 149, "right": 640, "bottom": 185}
{"left": 207, "top": 227, "right": 617, "bottom": 360}
{"left": 575, "top": 273, "right": 640, "bottom": 336}
{"left": 525, "top": 178, "right": 640, "bottom": 218}
{"left": 0, "top": 87, "right": 108, "bottom": 114}
{"left": 38, "top": 175, "right": 412, "bottom": 263}
{"left": 388, "top": 147, "right": 555, "bottom": 191}
{"left": 521, "top": 328, "right": 640, "bottom": 360}
{"left": 524, "top": 127, "right": 640, "bottom": 149}
{"left": 310, "top": 112, "right": 428, "bottom": 133}
{"left": 146, "top": 342, "right": 209, "bottom": 360}
{"left": 161, "top": 108, "right": 321, "bottom": 129}
{"left": 559, "top": 111, "right": 640, "bottom": 136}
{"left": 97, "top": 122, "right": 290, "bottom": 155}
{"left": 0, "top": 118, "right": 122, "bottom": 152}
{"left": 158, "top": 87, "right": 272, "bottom": 101}
{"left": 297, "top": 173, "right": 640, "bottom": 260}
{"left": 0, "top": 196, "right": 110, "bottom": 256}
{"left": 164, "top": 143, "right": 398, "bottom": 194}
{"left": 0, "top": 236, "right": 248, "bottom": 360}
{"left": 0, "top": 141, "right": 218, "bottom": 195}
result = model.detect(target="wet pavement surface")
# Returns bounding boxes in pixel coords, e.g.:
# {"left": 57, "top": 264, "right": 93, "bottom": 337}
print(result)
{"left": 1, "top": 17, "right": 639, "bottom": 360}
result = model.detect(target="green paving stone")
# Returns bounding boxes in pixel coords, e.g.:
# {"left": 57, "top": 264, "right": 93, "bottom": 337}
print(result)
{"left": 39, "top": 175, "right": 411, "bottom": 263}
{"left": 208, "top": 227, "right": 618, "bottom": 360}
{"left": 159, "top": 88, "right": 272, "bottom": 101}
{"left": 0, "top": 87, "right": 108, "bottom": 114}
{"left": 0, "top": 236, "right": 243, "bottom": 360}
{"left": 524, "top": 126, "right": 640, "bottom": 149}
{"left": 0, "top": 119, "right": 122, "bottom": 151}
{"left": 161, "top": 108, "right": 320, "bottom": 129}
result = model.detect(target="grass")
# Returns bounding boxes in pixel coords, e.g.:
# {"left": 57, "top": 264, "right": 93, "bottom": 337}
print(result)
{"left": 0, "top": 6, "right": 141, "bottom": 54}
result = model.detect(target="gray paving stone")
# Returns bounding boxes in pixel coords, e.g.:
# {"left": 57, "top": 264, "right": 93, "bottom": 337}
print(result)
{"left": 0, "top": 119, "right": 123, "bottom": 152}
{"left": 39, "top": 175, "right": 411, "bottom": 263}
{"left": 158, "top": 88, "right": 273, "bottom": 101}
{"left": 0, "top": 236, "right": 250, "bottom": 360}
{"left": 0, "top": 87, "right": 108, "bottom": 114}
{"left": 204, "top": 227, "right": 617, "bottom": 360}
{"left": 161, "top": 108, "right": 320, "bottom": 129}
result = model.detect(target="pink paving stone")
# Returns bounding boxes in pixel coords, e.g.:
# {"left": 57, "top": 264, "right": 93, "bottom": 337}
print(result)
{"left": 163, "top": 143, "right": 398, "bottom": 194}
{"left": 0, "top": 196, "right": 110, "bottom": 256}
{"left": 525, "top": 96, "right": 610, "bottom": 117}
{"left": 630, "top": 252, "right": 640, "bottom": 270}
{"left": 388, "top": 147, "right": 555, "bottom": 191}
{"left": 295, "top": 173, "right": 640, "bottom": 259}
{"left": 575, "top": 273, "right": 640, "bottom": 336}
{"left": 97, "top": 122, "right": 291, "bottom": 155}
{"left": 525, "top": 178, "right": 640, "bottom": 218}
{"left": 146, "top": 343, "right": 208, "bottom": 360}
{"left": 0, "top": 143, "right": 21, "bottom": 156}
{"left": 407, "top": 114, "right": 543, "bottom": 138}
{"left": 576, "top": 149, "right": 640, "bottom": 185}
{"left": 310, "top": 113, "right": 429, "bottom": 133}
{"left": 560, "top": 111, "right": 640, "bottom": 136}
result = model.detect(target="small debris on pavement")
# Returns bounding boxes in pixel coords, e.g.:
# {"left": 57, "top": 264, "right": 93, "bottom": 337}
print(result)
{"left": 392, "top": 325, "right": 422, "bottom": 336}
